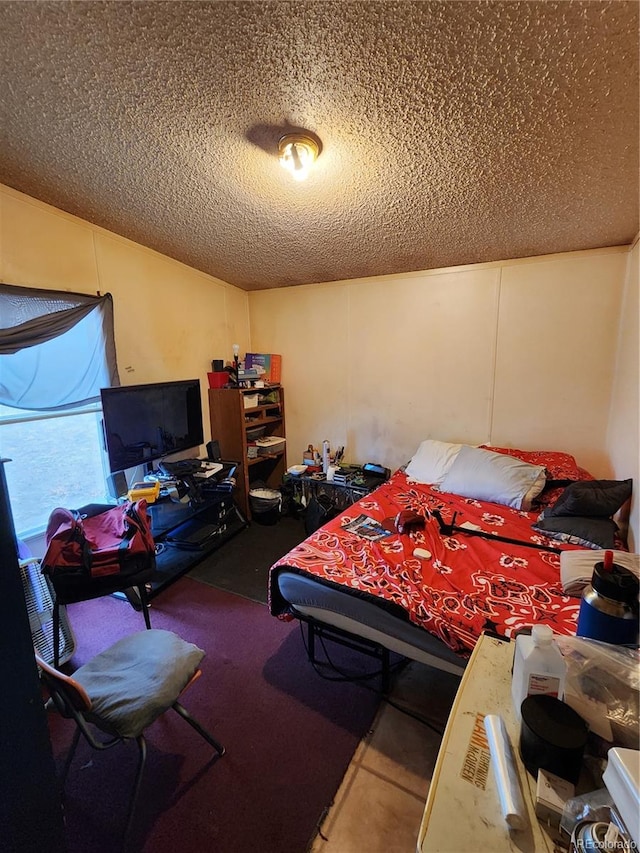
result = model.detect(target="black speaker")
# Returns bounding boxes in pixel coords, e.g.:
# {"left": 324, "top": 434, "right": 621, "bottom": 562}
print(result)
{"left": 106, "top": 471, "right": 128, "bottom": 499}
{"left": 206, "top": 440, "right": 221, "bottom": 461}
{"left": 211, "top": 359, "right": 224, "bottom": 372}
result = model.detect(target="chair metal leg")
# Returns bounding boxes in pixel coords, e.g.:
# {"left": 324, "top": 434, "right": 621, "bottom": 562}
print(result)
{"left": 61, "top": 726, "right": 81, "bottom": 786}
{"left": 123, "top": 583, "right": 152, "bottom": 628}
{"left": 53, "top": 601, "right": 60, "bottom": 668}
{"left": 122, "top": 735, "right": 147, "bottom": 853}
{"left": 138, "top": 584, "right": 152, "bottom": 630}
{"left": 172, "top": 701, "right": 226, "bottom": 757}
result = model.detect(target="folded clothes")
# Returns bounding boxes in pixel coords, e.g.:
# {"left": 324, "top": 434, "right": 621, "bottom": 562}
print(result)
{"left": 560, "top": 549, "right": 640, "bottom": 597}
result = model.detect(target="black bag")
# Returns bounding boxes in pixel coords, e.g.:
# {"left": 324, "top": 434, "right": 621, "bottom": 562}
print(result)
{"left": 304, "top": 493, "right": 338, "bottom": 536}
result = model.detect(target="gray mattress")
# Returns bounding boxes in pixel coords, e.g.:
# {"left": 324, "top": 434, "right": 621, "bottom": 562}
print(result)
{"left": 276, "top": 570, "right": 467, "bottom": 676}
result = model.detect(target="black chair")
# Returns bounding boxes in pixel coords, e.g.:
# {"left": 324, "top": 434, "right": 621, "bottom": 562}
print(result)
{"left": 45, "top": 503, "right": 155, "bottom": 667}
{"left": 37, "top": 629, "right": 225, "bottom": 850}
{"left": 51, "top": 564, "right": 153, "bottom": 667}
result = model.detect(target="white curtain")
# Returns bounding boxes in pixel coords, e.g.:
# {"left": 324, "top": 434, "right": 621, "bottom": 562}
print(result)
{"left": 0, "top": 284, "right": 120, "bottom": 410}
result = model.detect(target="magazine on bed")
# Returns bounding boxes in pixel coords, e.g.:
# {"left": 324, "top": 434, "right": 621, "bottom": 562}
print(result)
{"left": 341, "top": 513, "right": 391, "bottom": 541}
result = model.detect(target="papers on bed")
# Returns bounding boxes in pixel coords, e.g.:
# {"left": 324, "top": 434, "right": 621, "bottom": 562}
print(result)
{"left": 560, "top": 549, "right": 640, "bottom": 597}
{"left": 341, "top": 514, "right": 391, "bottom": 541}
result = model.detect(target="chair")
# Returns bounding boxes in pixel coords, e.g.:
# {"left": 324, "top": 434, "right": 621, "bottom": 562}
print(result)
{"left": 45, "top": 503, "right": 155, "bottom": 667}
{"left": 50, "top": 562, "right": 153, "bottom": 668}
{"left": 36, "top": 629, "right": 225, "bottom": 850}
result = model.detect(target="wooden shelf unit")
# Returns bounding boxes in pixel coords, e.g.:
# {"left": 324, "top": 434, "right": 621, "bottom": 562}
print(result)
{"left": 208, "top": 385, "right": 287, "bottom": 520}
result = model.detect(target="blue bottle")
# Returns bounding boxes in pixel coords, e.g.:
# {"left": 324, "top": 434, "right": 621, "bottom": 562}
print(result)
{"left": 576, "top": 551, "right": 639, "bottom": 645}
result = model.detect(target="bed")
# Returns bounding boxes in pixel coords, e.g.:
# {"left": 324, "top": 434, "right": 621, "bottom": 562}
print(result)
{"left": 268, "top": 442, "right": 632, "bottom": 680}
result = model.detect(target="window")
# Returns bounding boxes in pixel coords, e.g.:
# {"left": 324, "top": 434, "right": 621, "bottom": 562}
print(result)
{"left": 0, "top": 284, "right": 120, "bottom": 538}
{"left": 0, "top": 403, "right": 109, "bottom": 537}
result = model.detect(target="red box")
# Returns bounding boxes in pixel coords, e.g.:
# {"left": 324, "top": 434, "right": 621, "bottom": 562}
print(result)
{"left": 270, "top": 354, "right": 282, "bottom": 383}
{"left": 207, "top": 371, "right": 228, "bottom": 389}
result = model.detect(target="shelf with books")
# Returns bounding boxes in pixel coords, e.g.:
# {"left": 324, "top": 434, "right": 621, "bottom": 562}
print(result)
{"left": 208, "top": 385, "right": 287, "bottom": 520}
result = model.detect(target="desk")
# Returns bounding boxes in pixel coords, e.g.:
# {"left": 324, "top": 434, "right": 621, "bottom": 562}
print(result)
{"left": 417, "top": 634, "right": 561, "bottom": 853}
{"left": 290, "top": 469, "right": 388, "bottom": 512}
{"left": 145, "top": 491, "right": 247, "bottom": 598}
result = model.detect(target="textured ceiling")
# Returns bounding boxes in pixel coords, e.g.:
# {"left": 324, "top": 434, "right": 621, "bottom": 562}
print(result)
{"left": 1, "top": 1, "right": 638, "bottom": 291}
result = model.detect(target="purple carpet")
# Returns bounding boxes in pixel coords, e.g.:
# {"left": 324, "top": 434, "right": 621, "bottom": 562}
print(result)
{"left": 48, "top": 577, "right": 381, "bottom": 852}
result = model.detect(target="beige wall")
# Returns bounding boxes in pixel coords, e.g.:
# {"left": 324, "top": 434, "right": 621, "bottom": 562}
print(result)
{"left": 0, "top": 184, "right": 250, "bottom": 448}
{"left": 2, "top": 183, "right": 637, "bottom": 547}
{"left": 249, "top": 246, "right": 637, "bottom": 543}
{"left": 606, "top": 238, "right": 639, "bottom": 551}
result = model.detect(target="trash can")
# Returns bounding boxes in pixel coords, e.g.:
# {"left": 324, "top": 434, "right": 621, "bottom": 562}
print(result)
{"left": 249, "top": 487, "right": 282, "bottom": 525}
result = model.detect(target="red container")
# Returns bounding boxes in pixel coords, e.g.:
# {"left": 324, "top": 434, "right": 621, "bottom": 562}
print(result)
{"left": 207, "top": 371, "right": 229, "bottom": 389}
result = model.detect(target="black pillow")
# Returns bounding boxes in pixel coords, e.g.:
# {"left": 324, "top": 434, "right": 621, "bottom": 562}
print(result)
{"left": 546, "top": 479, "right": 632, "bottom": 518}
{"left": 533, "top": 515, "right": 618, "bottom": 550}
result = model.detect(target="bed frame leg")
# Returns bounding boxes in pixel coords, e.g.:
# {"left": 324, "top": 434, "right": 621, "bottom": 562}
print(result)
{"left": 307, "top": 621, "right": 316, "bottom": 663}
{"left": 381, "top": 647, "right": 390, "bottom": 694}
{"left": 304, "top": 618, "right": 394, "bottom": 695}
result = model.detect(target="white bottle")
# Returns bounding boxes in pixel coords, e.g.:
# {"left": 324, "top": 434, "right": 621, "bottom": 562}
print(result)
{"left": 511, "top": 625, "right": 566, "bottom": 721}
{"left": 322, "top": 440, "right": 330, "bottom": 474}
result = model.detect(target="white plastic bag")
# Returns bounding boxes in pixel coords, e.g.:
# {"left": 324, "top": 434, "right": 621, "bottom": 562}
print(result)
{"left": 555, "top": 636, "right": 639, "bottom": 753}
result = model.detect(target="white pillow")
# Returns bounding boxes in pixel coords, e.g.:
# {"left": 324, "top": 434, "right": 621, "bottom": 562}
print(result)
{"left": 439, "top": 445, "right": 546, "bottom": 510}
{"left": 405, "top": 440, "right": 462, "bottom": 485}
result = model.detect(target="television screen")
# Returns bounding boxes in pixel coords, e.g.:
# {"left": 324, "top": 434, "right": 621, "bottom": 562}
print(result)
{"left": 101, "top": 379, "right": 204, "bottom": 473}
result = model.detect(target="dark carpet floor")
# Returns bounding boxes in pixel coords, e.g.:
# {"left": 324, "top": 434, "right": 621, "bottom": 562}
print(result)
{"left": 54, "top": 577, "right": 381, "bottom": 853}
{"left": 187, "top": 515, "right": 307, "bottom": 603}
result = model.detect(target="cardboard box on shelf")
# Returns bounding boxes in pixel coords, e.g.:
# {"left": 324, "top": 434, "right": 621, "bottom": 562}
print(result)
{"left": 270, "top": 354, "right": 282, "bottom": 383}
{"left": 244, "top": 353, "right": 282, "bottom": 384}
{"left": 243, "top": 393, "right": 260, "bottom": 409}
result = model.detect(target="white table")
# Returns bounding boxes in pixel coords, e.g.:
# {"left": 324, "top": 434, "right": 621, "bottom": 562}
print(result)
{"left": 417, "top": 633, "right": 560, "bottom": 853}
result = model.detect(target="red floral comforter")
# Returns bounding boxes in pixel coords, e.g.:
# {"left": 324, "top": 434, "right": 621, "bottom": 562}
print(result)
{"left": 269, "top": 469, "right": 586, "bottom": 655}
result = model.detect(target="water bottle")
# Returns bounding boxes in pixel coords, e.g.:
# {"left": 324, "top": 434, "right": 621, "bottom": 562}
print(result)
{"left": 511, "top": 625, "right": 566, "bottom": 720}
{"left": 576, "top": 550, "right": 639, "bottom": 645}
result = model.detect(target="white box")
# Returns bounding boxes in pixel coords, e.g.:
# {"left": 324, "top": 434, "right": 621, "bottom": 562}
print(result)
{"left": 603, "top": 748, "right": 640, "bottom": 846}
{"left": 535, "top": 769, "right": 575, "bottom": 827}
{"left": 243, "top": 393, "right": 259, "bottom": 409}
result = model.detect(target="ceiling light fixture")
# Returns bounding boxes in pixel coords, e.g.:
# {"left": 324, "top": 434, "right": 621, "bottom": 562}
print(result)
{"left": 278, "top": 132, "right": 322, "bottom": 181}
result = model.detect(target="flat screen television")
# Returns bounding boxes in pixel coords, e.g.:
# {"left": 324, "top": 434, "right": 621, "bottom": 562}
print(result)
{"left": 101, "top": 379, "right": 204, "bottom": 473}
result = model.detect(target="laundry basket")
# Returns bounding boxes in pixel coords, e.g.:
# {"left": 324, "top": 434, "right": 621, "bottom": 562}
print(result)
{"left": 249, "top": 487, "right": 282, "bottom": 525}
{"left": 20, "top": 557, "right": 75, "bottom": 666}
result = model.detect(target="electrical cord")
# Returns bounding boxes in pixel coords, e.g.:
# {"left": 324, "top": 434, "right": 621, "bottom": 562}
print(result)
{"left": 298, "top": 622, "right": 447, "bottom": 736}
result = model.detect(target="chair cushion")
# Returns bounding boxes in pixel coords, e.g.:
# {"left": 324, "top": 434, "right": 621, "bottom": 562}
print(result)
{"left": 73, "top": 629, "right": 204, "bottom": 738}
